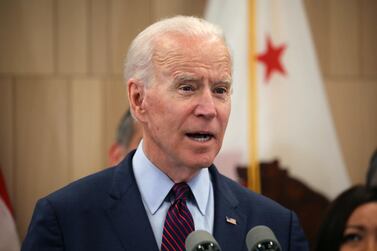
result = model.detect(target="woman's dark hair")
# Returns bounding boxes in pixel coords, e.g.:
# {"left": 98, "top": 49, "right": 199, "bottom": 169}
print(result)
{"left": 315, "top": 185, "right": 377, "bottom": 251}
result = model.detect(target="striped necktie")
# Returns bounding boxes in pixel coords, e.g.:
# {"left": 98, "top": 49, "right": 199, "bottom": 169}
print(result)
{"left": 161, "top": 182, "right": 195, "bottom": 251}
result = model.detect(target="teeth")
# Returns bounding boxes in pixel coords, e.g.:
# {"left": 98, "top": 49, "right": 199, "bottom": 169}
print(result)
{"left": 193, "top": 135, "right": 210, "bottom": 142}
{"left": 188, "top": 134, "right": 212, "bottom": 142}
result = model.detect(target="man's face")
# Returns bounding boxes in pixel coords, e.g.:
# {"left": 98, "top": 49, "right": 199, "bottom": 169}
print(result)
{"left": 137, "top": 34, "right": 232, "bottom": 175}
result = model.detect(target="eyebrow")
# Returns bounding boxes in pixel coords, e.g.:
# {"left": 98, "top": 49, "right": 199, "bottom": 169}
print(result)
{"left": 344, "top": 225, "right": 366, "bottom": 231}
{"left": 173, "top": 74, "right": 232, "bottom": 87}
{"left": 174, "top": 75, "right": 200, "bottom": 83}
{"left": 215, "top": 79, "right": 232, "bottom": 86}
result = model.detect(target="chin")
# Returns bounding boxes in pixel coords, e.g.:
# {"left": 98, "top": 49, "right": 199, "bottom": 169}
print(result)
{"left": 189, "top": 155, "right": 215, "bottom": 169}
{"left": 181, "top": 148, "right": 219, "bottom": 169}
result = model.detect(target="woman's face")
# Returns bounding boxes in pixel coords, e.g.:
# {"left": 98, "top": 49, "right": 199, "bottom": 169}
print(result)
{"left": 340, "top": 202, "right": 377, "bottom": 251}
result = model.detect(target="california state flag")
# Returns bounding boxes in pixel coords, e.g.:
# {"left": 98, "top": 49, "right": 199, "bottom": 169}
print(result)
{"left": 0, "top": 168, "right": 20, "bottom": 251}
{"left": 206, "top": 0, "right": 350, "bottom": 199}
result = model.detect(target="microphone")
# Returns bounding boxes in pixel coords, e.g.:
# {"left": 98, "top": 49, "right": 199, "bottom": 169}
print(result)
{"left": 185, "top": 230, "right": 222, "bottom": 251}
{"left": 246, "top": 225, "right": 282, "bottom": 251}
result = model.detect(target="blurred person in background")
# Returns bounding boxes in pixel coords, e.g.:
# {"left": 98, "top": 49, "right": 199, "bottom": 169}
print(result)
{"left": 108, "top": 109, "right": 142, "bottom": 165}
{"left": 315, "top": 185, "right": 377, "bottom": 251}
{"left": 366, "top": 149, "right": 377, "bottom": 187}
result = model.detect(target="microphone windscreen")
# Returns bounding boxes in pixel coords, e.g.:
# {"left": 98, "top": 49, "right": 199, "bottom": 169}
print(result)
{"left": 185, "top": 230, "right": 222, "bottom": 251}
{"left": 246, "top": 225, "right": 281, "bottom": 251}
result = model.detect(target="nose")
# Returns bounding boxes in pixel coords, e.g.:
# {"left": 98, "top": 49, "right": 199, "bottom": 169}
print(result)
{"left": 194, "top": 88, "right": 217, "bottom": 119}
{"left": 366, "top": 236, "right": 377, "bottom": 251}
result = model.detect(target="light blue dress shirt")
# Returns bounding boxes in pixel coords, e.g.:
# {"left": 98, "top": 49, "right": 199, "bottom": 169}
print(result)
{"left": 132, "top": 141, "right": 215, "bottom": 249}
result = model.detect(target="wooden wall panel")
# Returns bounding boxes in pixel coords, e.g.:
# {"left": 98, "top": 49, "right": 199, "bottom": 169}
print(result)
{"left": 0, "top": 0, "right": 54, "bottom": 74}
{"left": 0, "top": 78, "right": 15, "bottom": 200}
{"left": 71, "top": 78, "right": 106, "bottom": 179}
{"left": 57, "top": 0, "right": 88, "bottom": 74}
{"left": 14, "top": 78, "right": 70, "bottom": 238}
{"left": 103, "top": 78, "right": 129, "bottom": 166}
{"left": 90, "top": 0, "right": 110, "bottom": 75}
{"left": 152, "top": 0, "right": 206, "bottom": 20}
{"left": 329, "top": 0, "right": 360, "bottom": 77}
{"left": 325, "top": 81, "right": 364, "bottom": 183}
{"left": 109, "top": 0, "right": 152, "bottom": 74}
{"left": 361, "top": 0, "right": 377, "bottom": 77}
{"left": 304, "top": 0, "right": 330, "bottom": 76}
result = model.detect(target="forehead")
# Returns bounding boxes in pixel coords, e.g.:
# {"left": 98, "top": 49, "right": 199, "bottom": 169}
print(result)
{"left": 347, "top": 202, "right": 377, "bottom": 224}
{"left": 152, "top": 33, "right": 232, "bottom": 80}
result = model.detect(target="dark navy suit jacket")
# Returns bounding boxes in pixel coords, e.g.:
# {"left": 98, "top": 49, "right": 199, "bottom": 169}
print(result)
{"left": 22, "top": 151, "right": 308, "bottom": 251}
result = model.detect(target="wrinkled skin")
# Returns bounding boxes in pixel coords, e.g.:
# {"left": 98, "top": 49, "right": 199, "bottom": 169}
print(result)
{"left": 128, "top": 33, "right": 232, "bottom": 182}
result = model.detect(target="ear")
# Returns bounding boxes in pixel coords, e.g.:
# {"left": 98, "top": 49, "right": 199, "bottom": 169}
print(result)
{"left": 128, "top": 79, "right": 146, "bottom": 122}
{"left": 108, "top": 143, "right": 126, "bottom": 166}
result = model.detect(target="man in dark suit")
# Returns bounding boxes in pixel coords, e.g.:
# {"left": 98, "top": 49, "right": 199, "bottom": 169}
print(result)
{"left": 22, "top": 16, "right": 308, "bottom": 251}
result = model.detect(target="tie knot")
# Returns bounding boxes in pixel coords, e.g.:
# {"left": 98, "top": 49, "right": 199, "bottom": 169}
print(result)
{"left": 172, "top": 182, "right": 191, "bottom": 202}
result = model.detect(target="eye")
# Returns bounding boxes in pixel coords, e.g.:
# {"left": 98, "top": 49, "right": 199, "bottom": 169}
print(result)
{"left": 178, "top": 84, "right": 194, "bottom": 92}
{"left": 341, "top": 233, "right": 363, "bottom": 244}
{"left": 213, "top": 86, "right": 229, "bottom": 95}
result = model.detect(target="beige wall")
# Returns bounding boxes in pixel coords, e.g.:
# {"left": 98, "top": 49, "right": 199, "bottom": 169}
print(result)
{"left": 305, "top": 0, "right": 377, "bottom": 184}
{"left": 0, "top": 0, "right": 376, "bottom": 239}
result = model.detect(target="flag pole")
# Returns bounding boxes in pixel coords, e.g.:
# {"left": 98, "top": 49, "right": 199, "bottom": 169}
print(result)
{"left": 247, "top": 0, "right": 261, "bottom": 193}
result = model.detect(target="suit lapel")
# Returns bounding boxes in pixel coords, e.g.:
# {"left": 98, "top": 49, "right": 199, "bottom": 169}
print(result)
{"left": 104, "top": 155, "right": 248, "bottom": 251}
{"left": 210, "top": 166, "right": 247, "bottom": 251}
{"left": 105, "top": 152, "right": 159, "bottom": 251}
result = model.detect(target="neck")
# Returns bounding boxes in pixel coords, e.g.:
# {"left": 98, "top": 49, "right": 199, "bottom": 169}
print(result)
{"left": 141, "top": 142, "right": 202, "bottom": 183}
{"left": 162, "top": 166, "right": 200, "bottom": 183}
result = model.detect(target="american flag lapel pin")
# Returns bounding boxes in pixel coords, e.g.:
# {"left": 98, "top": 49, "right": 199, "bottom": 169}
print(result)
{"left": 226, "top": 216, "right": 237, "bottom": 225}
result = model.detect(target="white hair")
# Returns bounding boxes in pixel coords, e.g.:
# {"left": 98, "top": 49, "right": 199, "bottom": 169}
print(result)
{"left": 124, "top": 15, "right": 230, "bottom": 86}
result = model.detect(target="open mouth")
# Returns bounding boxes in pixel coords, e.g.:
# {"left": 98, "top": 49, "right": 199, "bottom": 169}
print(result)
{"left": 186, "top": 132, "right": 214, "bottom": 142}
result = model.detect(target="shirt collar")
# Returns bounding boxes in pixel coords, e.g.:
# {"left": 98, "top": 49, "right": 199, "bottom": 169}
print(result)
{"left": 132, "top": 141, "right": 210, "bottom": 216}
{"left": 187, "top": 167, "right": 210, "bottom": 216}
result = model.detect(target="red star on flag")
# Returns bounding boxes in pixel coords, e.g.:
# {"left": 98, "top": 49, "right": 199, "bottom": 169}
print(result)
{"left": 257, "top": 36, "right": 287, "bottom": 82}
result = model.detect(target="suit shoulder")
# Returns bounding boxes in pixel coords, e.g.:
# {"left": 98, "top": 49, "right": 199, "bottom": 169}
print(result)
{"left": 219, "top": 173, "right": 290, "bottom": 215}
{"left": 44, "top": 166, "right": 116, "bottom": 205}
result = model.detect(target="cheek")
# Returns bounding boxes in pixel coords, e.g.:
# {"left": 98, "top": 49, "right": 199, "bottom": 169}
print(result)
{"left": 220, "top": 103, "right": 231, "bottom": 126}
{"left": 340, "top": 245, "right": 350, "bottom": 251}
{"left": 340, "top": 240, "right": 367, "bottom": 251}
{"left": 144, "top": 93, "right": 166, "bottom": 117}
{"left": 145, "top": 97, "right": 177, "bottom": 131}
